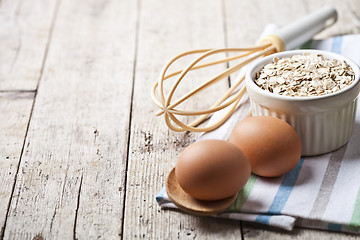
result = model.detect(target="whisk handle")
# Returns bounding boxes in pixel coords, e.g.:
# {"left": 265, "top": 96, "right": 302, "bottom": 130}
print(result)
{"left": 266, "top": 6, "right": 337, "bottom": 51}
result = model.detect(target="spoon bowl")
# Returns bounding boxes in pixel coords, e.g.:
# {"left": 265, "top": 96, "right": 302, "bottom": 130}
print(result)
{"left": 165, "top": 167, "right": 237, "bottom": 216}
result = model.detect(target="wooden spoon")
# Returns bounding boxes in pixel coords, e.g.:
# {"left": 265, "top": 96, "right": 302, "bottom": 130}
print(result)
{"left": 165, "top": 167, "right": 238, "bottom": 216}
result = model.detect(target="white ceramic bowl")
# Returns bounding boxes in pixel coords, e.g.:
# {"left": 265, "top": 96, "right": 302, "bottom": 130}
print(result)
{"left": 246, "top": 50, "right": 360, "bottom": 156}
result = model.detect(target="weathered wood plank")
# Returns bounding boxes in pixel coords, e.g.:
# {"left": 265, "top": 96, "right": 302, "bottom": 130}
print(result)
{"left": 0, "top": 92, "right": 34, "bottom": 237}
{"left": 308, "top": 0, "right": 360, "bottom": 38}
{"left": 0, "top": 0, "right": 57, "bottom": 90}
{"left": 122, "top": 0, "right": 243, "bottom": 239}
{"left": 2, "top": 0, "right": 137, "bottom": 239}
{"left": 224, "top": 0, "right": 308, "bottom": 48}
{"left": 0, "top": 0, "right": 357, "bottom": 239}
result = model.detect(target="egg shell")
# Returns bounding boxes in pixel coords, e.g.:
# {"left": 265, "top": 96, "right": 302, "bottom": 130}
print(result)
{"left": 175, "top": 139, "right": 251, "bottom": 201}
{"left": 229, "top": 116, "right": 302, "bottom": 177}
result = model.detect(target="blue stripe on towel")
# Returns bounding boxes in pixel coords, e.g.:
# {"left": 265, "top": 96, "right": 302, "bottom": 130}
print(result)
{"left": 156, "top": 187, "right": 166, "bottom": 203}
{"left": 328, "top": 223, "right": 342, "bottom": 232}
{"left": 255, "top": 158, "right": 304, "bottom": 224}
{"left": 268, "top": 158, "right": 305, "bottom": 214}
{"left": 255, "top": 214, "right": 272, "bottom": 224}
{"left": 331, "top": 36, "right": 343, "bottom": 54}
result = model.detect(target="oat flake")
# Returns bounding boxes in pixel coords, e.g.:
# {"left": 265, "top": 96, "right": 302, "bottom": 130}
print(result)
{"left": 255, "top": 53, "right": 355, "bottom": 97}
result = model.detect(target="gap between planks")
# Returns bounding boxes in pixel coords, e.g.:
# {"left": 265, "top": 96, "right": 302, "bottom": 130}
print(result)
{"left": 221, "top": 0, "right": 232, "bottom": 89}
{"left": 120, "top": 0, "right": 141, "bottom": 238}
{"left": 73, "top": 173, "right": 83, "bottom": 240}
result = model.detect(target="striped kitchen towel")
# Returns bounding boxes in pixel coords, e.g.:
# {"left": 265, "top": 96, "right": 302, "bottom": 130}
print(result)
{"left": 156, "top": 34, "right": 360, "bottom": 234}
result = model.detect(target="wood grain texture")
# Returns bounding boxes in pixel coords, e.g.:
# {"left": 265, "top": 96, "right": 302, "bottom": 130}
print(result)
{"left": 122, "top": 0, "right": 242, "bottom": 239}
{"left": 2, "top": 0, "right": 137, "bottom": 239}
{"left": 305, "top": 0, "right": 360, "bottom": 38}
{"left": 225, "top": 0, "right": 309, "bottom": 48}
{"left": 0, "top": 92, "right": 34, "bottom": 237}
{"left": 0, "top": 0, "right": 359, "bottom": 239}
{"left": 0, "top": 0, "right": 57, "bottom": 90}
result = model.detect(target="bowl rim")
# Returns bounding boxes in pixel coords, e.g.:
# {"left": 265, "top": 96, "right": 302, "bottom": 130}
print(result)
{"left": 245, "top": 49, "right": 360, "bottom": 102}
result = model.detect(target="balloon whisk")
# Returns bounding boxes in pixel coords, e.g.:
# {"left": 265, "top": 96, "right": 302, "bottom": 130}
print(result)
{"left": 151, "top": 6, "right": 337, "bottom": 132}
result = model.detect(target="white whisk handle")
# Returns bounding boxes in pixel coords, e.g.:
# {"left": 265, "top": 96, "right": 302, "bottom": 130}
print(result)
{"left": 267, "top": 6, "right": 337, "bottom": 50}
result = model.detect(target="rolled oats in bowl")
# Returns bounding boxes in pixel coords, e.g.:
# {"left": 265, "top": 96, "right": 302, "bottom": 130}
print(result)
{"left": 246, "top": 50, "right": 360, "bottom": 156}
{"left": 255, "top": 53, "right": 355, "bottom": 97}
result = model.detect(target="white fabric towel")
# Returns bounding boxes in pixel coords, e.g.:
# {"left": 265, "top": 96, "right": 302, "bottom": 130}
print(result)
{"left": 156, "top": 33, "right": 360, "bottom": 234}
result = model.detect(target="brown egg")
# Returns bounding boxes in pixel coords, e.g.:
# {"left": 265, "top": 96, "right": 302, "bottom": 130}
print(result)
{"left": 175, "top": 139, "right": 251, "bottom": 201}
{"left": 229, "top": 116, "right": 302, "bottom": 177}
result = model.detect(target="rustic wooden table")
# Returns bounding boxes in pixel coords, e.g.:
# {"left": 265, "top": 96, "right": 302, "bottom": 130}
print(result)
{"left": 1, "top": 0, "right": 360, "bottom": 239}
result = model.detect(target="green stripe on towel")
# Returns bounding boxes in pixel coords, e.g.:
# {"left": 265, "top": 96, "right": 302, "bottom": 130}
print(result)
{"left": 227, "top": 174, "right": 257, "bottom": 212}
{"left": 350, "top": 186, "right": 360, "bottom": 227}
